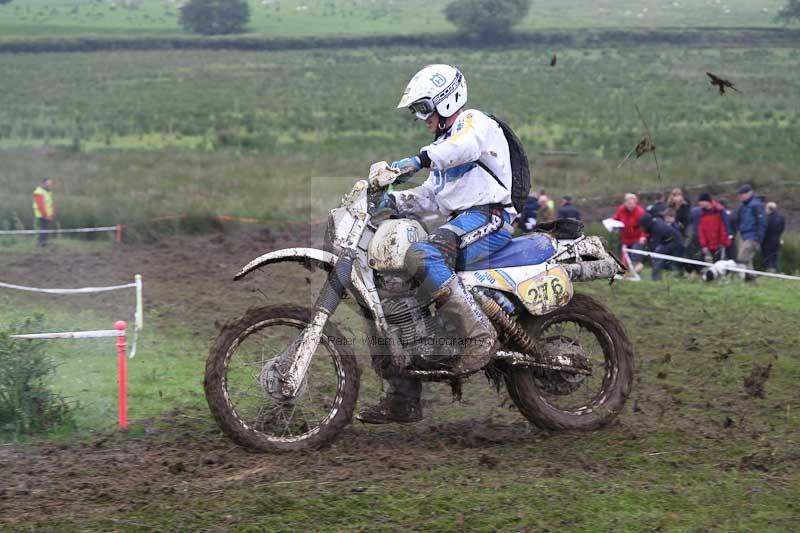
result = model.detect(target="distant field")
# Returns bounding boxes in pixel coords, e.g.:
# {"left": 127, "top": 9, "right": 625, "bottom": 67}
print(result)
{"left": 1, "top": 44, "right": 799, "bottom": 231}
{"left": 0, "top": 0, "right": 791, "bottom": 38}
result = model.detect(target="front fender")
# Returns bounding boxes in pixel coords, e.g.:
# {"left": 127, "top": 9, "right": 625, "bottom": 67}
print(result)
{"left": 234, "top": 248, "right": 337, "bottom": 281}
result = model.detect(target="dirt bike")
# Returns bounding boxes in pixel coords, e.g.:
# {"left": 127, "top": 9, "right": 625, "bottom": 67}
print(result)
{"left": 205, "top": 162, "right": 634, "bottom": 452}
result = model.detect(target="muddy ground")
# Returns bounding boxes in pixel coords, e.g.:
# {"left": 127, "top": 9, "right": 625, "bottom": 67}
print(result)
{"left": 1, "top": 227, "right": 798, "bottom": 529}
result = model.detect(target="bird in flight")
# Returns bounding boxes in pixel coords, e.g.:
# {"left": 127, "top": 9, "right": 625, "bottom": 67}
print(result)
{"left": 635, "top": 136, "right": 655, "bottom": 158}
{"left": 706, "top": 72, "right": 740, "bottom": 95}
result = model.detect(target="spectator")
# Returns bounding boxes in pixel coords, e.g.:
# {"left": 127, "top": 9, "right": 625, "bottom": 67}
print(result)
{"left": 613, "top": 193, "right": 646, "bottom": 274}
{"left": 646, "top": 192, "right": 666, "bottom": 220}
{"left": 519, "top": 190, "right": 539, "bottom": 232}
{"left": 537, "top": 194, "right": 556, "bottom": 224}
{"left": 663, "top": 207, "right": 682, "bottom": 236}
{"left": 718, "top": 197, "right": 736, "bottom": 260}
{"left": 639, "top": 212, "right": 684, "bottom": 280}
{"left": 32, "top": 178, "right": 56, "bottom": 247}
{"left": 762, "top": 202, "right": 785, "bottom": 272}
{"left": 557, "top": 195, "right": 581, "bottom": 220}
{"left": 693, "top": 192, "right": 732, "bottom": 262}
{"left": 663, "top": 208, "right": 686, "bottom": 274}
{"left": 539, "top": 189, "right": 555, "bottom": 211}
{"left": 734, "top": 184, "right": 766, "bottom": 282}
{"left": 667, "top": 187, "right": 691, "bottom": 239}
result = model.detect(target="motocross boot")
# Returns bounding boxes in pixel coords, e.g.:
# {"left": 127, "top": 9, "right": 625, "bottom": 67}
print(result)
{"left": 356, "top": 377, "right": 423, "bottom": 424}
{"left": 432, "top": 275, "right": 500, "bottom": 376}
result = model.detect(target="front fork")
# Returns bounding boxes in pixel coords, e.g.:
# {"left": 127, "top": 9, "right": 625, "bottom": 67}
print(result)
{"left": 265, "top": 219, "right": 365, "bottom": 401}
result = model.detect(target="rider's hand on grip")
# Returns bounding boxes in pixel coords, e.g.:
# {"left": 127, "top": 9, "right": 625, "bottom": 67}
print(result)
{"left": 391, "top": 156, "right": 422, "bottom": 182}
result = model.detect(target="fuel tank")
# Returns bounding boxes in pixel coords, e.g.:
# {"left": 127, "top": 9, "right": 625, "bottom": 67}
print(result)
{"left": 367, "top": 219, "right": 428, "bottom": 271}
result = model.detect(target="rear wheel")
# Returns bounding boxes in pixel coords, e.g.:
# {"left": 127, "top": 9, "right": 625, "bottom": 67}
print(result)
{"left": 204, "top": 305, "right": 360, "bottom": 451}
{"left": 505, "top": 294, "right": 634, "bottom": 430}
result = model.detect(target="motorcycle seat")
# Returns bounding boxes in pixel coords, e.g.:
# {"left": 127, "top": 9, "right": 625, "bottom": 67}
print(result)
{"left": 464, "top": 233, "right": 556, "bottom": 271}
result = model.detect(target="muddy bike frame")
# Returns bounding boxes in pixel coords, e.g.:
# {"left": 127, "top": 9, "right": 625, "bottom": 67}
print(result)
{"left": 233, "top": 162, "right": 623, "bottom": 401}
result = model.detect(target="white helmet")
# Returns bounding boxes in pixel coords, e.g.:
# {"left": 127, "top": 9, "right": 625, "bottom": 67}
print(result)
{"left": 397, "top": 64, "right": 468, "bottom": 120}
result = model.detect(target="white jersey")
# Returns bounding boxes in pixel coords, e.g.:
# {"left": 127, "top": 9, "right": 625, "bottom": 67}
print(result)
{"left": 391, "top": 109, "right": 515, "bottom": 219}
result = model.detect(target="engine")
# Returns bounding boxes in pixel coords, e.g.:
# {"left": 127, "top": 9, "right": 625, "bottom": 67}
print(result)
{"left": 375, "top": 273, "right": 457, "bottom": 367}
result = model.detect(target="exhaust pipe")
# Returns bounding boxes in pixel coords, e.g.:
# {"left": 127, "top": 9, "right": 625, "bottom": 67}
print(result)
{"left": 562, "top": 258, "right": 621, "bottom": 282}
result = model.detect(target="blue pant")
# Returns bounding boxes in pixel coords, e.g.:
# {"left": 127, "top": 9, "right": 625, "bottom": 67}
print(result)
{"left": 652, "top": 242, "right": 684, "bottom": 280}
{"left": 404, "top": 207, "right": 513, "bottom": 293}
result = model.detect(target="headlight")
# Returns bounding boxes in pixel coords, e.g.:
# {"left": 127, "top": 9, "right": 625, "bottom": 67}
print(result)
{"left": 325, "top": 207, "right": 355, "bottom": 255}
{"left": 324, "top": 210, "right": 338, "bottom": 254}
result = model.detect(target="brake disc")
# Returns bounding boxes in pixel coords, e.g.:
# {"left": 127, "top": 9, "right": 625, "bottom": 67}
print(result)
{"left": 535, "top": 335, "right": 590, "bottom": 395}
{"left": 259, "top": 357, "right": 308, "bottom": 402}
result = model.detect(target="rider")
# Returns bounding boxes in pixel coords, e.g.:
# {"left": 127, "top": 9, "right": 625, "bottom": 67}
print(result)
{"left": 358, "top": 64, "right": 516, "bottom": 424}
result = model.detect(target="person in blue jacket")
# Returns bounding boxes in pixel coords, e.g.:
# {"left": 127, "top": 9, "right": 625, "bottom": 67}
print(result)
{"left": 733, "top": 184, "right": 766, "bottom": 281}
{"left": 557, "top": 195, "right": 581, "bottom": 220}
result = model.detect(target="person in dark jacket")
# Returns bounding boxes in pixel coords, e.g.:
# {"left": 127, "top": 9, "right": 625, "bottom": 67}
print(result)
{"left": 717, "top": 197, "right": 736, "bottom": 261}
{"left": 639, "top": 213, "right": 684, "bottom": 280}
{"left": 519, "top": 192, "right": 539, "bottom": 233}
{"left": 646, "top": 192, "right": 667, "bottom": 220}
{"left": 762, "top": 202, "right": 786, "bottom": 271}
{"left": 557, "top": 195, "right": 581, "bottom": 220}
{"left": 734, "top": 184, "right": 766, "bottom": 280}
{"left": 667, "top": 187, "right": 691, "bottom": 239}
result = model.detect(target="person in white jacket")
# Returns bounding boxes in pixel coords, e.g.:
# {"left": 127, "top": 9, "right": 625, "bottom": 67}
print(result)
{"left": 358, "top": 64, "right": 515, "bottom": 425}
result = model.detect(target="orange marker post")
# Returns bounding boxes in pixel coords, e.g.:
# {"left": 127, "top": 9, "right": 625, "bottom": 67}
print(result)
{"left": 115, "top": 320, "right": 128, "bottom": 429}
{"left": 115, "top": 224, "right": 123, "bottom": 243}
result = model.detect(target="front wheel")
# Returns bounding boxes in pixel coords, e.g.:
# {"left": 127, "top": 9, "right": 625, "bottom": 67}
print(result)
{"left": 505, "top": 294, "right": 634, "bottom": 431}
{"left": 204, "top": 305, "right": 360, "bottom": 452}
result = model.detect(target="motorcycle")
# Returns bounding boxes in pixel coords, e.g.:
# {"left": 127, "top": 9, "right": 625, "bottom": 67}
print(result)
{"left": 204, "top": 162, "right": 634, "bottom": 451}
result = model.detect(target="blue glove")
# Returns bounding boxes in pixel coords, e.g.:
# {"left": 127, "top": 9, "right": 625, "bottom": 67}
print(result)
{"left": 391, "top": 156, "right": 422, "bottom": 177}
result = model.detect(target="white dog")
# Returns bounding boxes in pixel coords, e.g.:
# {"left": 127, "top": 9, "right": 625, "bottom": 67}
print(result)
{"left": 703, "top": 259, "right": 743, "bottom": 282}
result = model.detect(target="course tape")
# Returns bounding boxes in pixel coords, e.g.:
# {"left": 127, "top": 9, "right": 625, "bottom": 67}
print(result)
{"left": 0, "top": 226, "right": 118, "bottom": 235}
{"left": 0, "top": 280, "right": 136, "bottom": 294}
{"left": 626, "top": 248, "right": 800, "bottom": 282}
{"left": 11, "top": 329, "right": 124, "bottom": 340}
{"left": 2, "top": 275, "right": 143, "bottom": 358}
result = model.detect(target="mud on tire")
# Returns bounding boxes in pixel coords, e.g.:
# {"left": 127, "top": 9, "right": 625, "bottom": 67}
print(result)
{"left": 204, "top": 305, "right": 360, "bottom": 452}
{"left": 505, "top": 294, "right": 634, "bottom": 431}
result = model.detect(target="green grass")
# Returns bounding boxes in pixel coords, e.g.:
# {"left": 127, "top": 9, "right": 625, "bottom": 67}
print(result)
{"left": 1, "top": 45, "right": 798, "bottom": 232}
{"left": 0, "top": 0, "right": 793, "bottom": 39}
{"left": 0, "top": 297, "right": 207, "bottom": 438}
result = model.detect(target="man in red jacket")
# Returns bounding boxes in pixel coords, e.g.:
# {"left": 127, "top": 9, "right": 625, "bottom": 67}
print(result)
{"left": 693, "top": 192, "right": 732, "bottom": 262}
{"left": 613, "top": 193, "right": 646, "bottom": 274}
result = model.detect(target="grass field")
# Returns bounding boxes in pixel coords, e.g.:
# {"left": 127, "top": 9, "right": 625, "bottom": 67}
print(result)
{"left": 1, "top": 44, "right": 799, "bottom": 232}
{"left": 1, "top": 234, "right": 798, "bottom": 529}
{"left": 0, "top": 0, "right": 792, "bottom": 39}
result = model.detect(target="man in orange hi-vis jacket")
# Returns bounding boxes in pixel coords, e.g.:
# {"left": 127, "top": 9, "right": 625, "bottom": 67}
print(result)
{"left": 32, "top": 178, "right": 55, "bottom": 247}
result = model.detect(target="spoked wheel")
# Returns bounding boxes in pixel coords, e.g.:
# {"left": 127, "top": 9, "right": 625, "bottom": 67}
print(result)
{"left": 204, "top": 305, "right": 359, "bottom": 451}
{"left": 505, "top": 294, "right": 634, "bottom": 430}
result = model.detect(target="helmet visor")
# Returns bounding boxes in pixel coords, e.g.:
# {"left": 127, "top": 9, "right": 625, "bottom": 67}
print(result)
{"left": 409, "top": 99, "right": 435, "bottom": 120}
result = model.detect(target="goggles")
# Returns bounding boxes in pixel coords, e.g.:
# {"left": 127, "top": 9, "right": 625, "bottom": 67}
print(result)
{"left": 406, "top": 71, "right": 463, "bottom": 120}
{"left": 409, "top": 99, "right": 436, "bottom": 120}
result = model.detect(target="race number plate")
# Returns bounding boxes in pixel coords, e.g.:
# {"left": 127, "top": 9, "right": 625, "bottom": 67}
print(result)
{"left": 515, "top": 266, "right": 574, "bottom": 315}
